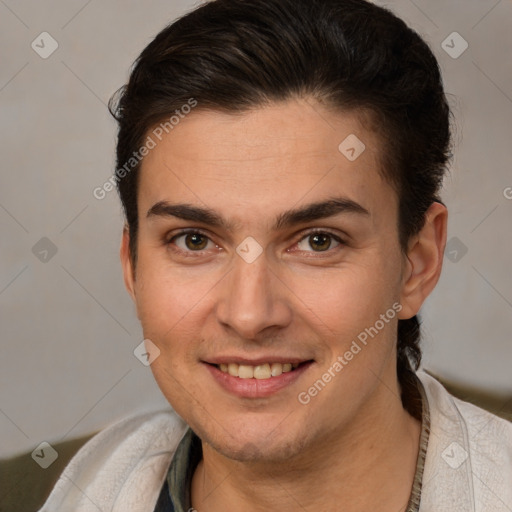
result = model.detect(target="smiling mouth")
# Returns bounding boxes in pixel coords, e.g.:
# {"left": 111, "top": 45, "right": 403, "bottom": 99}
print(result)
{"left": 212, "top": 361, "right": 311, "bottom": 379}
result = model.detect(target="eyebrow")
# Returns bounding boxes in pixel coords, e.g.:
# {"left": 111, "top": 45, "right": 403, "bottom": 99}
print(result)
{"left": 146, "top": 197, "right": 370, "bottom": 231}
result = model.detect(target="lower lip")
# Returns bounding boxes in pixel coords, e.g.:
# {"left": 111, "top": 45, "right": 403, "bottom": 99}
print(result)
{"left": 204, "top": 362, "right": 313, "bottom": 399}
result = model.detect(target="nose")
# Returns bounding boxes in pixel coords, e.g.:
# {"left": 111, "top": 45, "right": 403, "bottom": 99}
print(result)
{"left": 215, "top": 251, "right": 292, "bottom": 340}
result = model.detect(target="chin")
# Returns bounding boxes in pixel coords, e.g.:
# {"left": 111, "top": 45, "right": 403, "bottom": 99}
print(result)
{"left": 210, "top": 434, "right": 308, "bottom": 463}
{"left": 192, "top": 414, "right": 313, "bottom": 463}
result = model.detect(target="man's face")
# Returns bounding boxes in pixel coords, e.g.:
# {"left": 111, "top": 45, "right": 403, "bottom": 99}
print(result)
{"left": 124, "top": 99, "right": 409, "bottom": 462}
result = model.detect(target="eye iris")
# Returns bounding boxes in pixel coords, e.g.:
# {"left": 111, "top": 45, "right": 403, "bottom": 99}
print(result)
{"left": 185, "top": 234, "right": 208, "bottom": 250}
{"left": 310, "top": 233, "right": 331, "bottom": 251}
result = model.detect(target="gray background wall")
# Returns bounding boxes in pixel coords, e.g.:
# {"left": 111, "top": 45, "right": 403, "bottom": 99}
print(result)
{"left": 1, "top": 0, "right": 511, "bottom": 458}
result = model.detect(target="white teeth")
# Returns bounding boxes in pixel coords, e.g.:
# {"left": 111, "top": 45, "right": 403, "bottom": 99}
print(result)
{"left": 254, "top": 364, "right": 271, "bottom": 379}
{"left": 238, "top": 365, "right": 254, "bottom": 379}
{"left": 270, "top": 363, "right": 283, "bottom": 377}
{"left": 228, "top": 363, "right": 239, "bottom": 377}
{"left": 218, "top": 362, "right": 302, "bottom": 379}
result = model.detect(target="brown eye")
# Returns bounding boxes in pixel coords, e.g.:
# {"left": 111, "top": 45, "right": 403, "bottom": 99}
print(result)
{"left": 296, "top": 232, "right": 341, "bottom": 252}
{"left": 170, "top": 232, "right": 214, "bottom": 252}
{"left": 184, "top": 233, "right": 208, "bottom": 250}
{"left": 310, "top": 233, "right": 331, "bottom": 251}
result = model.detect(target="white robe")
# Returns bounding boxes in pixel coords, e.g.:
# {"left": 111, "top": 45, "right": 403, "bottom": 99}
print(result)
{"left": 38, "top": 371, "right": 512, "bottom": 511}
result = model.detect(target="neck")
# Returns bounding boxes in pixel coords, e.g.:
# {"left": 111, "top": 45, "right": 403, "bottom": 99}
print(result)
{"left": 191, "top": 372, "right": 422, "bottom": 512}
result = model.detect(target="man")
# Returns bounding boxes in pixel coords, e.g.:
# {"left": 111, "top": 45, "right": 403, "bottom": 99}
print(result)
{"left": 33, "top": 0, "right": 512, "bottom": 510}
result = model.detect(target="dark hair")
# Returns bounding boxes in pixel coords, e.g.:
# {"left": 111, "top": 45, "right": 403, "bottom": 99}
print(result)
{"left": 109, "top": 0, "right": 452, "bottom": 413}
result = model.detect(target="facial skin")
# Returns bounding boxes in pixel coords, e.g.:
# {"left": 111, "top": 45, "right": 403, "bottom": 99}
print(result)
{"left": 121, "top": 98, "right": 447, "bottom": 511}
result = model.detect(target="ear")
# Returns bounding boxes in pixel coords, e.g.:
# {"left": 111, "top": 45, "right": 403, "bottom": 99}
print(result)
{"left": 120, "top": 225, "right": 136, "bottom": 302}
{"left": 398, "top": 202, "right": 448, "bottom": 319}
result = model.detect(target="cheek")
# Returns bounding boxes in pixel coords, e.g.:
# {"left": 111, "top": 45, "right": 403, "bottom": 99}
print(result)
{"left": 133, "top": 262, "right": 212, "bottom": 405}
{"left": 299, "top": 267, "right": 401, "bottom": 390}
{"left": 288, "top": 259, "right": 397, "bottom": 332}
{"left": 133, "top": 254, "right": 217, "bottom": 337}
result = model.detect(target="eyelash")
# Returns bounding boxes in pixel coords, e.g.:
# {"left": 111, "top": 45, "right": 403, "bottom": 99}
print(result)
{"left": 165, "top": 228, "right": 345, "bottom": 257}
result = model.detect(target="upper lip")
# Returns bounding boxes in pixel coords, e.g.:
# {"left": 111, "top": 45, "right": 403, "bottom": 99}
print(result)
{"left": 203, "top": 356, "right": 313, "bottom": 366}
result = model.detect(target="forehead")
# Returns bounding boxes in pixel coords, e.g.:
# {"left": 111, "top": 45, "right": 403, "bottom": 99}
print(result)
{"left": 137, "top": 99, "right": 396, "bottom": 229}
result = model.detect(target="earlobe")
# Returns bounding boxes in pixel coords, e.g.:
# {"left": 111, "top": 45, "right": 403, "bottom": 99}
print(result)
{"left": 398, "top": 202, "right": 448, "bottom": 319}
{"left": 120, "top": 226, "right": 136, "bottom": 302}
